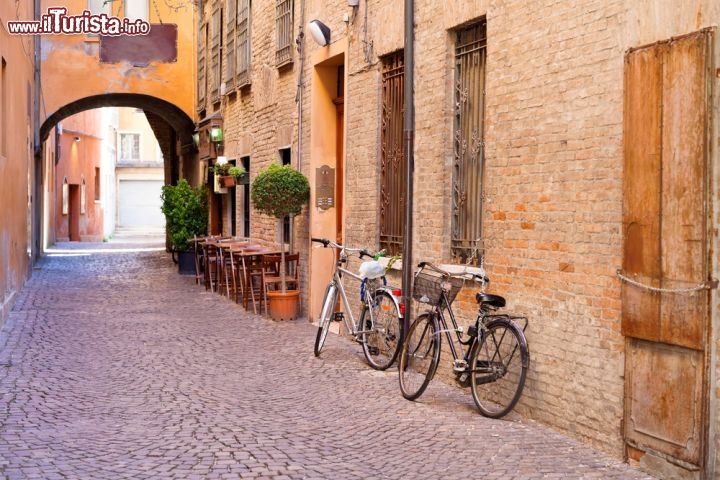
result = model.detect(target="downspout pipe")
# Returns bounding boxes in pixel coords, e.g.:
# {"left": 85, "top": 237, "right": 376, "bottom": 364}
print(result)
{"left": 402, "top": 0, "right": 414, "bottom": 340}
{"left": 33, "top": 0, "right": 42, "bottom": 260}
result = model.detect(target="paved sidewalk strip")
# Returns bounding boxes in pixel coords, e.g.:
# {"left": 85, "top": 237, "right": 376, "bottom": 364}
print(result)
{"left": 0, "top": 248, "right": 655, "bottom": 479}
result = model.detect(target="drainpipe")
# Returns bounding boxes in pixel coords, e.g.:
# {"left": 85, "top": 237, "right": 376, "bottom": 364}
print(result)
{"left": 33, "top": 0, "right": 42, "bottom": 260}
{"left": 290, "top": 0, "right": 306, "bottom": 257}
{"left": 402, "top": 0, "right": 414, "bottom": 340}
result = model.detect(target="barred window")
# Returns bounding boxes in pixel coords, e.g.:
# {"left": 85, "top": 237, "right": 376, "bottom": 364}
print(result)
{"left": 452, "top": 20, "right": 486, "bottom": 264}
{"left": 236, "top": 0, "right": 251, "bottom": 87}
{"left": 275, "top": 0, "right": 293, "bottom": 67}
{"left": 379, "top": 51, "right": 405, "bottom": 256}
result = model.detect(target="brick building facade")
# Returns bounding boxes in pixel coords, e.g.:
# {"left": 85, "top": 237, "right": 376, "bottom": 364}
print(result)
{"left": 197, "top": 1, "right": 719, "bottom": 478}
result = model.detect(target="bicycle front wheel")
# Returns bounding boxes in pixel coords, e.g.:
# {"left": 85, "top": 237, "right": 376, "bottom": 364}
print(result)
{"left": 470, "top": 318, "right": 529, "bottom": 418}
{"left": 360, "top": 291, "right": 402, "bottom": 371}
{"left": 398, "top": 313, "right": 440, "bottom": 400}
{"left": 314, "top": 283, "right": 338, "bottom": 357}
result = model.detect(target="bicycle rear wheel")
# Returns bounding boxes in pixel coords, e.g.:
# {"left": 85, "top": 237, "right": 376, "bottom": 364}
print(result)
{"left": 314, "top": 283, "right": 338, "bottom": 357}
{"left": 398, "top": 313, "right": 440, "bottom": 400}
{"left": 469, "top": 318, "right": 529, "bottom": 418}
{"left": 361, "top": 291, "right": 402, "bottom": 371}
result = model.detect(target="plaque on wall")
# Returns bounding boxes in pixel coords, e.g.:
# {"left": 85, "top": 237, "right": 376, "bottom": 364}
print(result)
{"left": 316, "top": 165, "right": 335, "bottom": 210}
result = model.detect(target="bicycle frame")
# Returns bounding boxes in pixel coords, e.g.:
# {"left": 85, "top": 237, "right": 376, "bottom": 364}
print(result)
{"left": 429, "top": 291, "right": 475, "bottom": 369}
{"left": 316, "top": 240, "right": 403, "bottom": 337}
{"left": 333, "top": 264, "right": 403, "bottom": 333}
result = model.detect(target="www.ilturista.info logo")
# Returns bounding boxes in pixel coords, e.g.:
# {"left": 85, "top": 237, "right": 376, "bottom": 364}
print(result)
{"left": 7, "top": 7, "right": 151, "bottom": 36}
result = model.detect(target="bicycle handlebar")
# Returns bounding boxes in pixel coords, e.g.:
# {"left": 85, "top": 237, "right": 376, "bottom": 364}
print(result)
{"left": 417, "top": 261, "right": 489, "bottom": 284}
{"left": 311, "top": 237, "right": 376, "bottom": 259}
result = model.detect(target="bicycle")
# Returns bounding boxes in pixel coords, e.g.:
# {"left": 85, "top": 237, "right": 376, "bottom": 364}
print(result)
{"left": 311, "top": 237, "right": 404, "bottom": 370}
{"left": 398, "top": 261, "right": 530, "bottom": 418}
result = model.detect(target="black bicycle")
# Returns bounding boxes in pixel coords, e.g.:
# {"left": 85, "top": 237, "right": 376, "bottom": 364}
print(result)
{"left": 398, "top": 262, "right": 530, "bottom": 418}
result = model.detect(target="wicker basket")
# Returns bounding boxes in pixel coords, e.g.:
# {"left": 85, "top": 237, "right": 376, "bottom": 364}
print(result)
{"left": 412, "top": 271, "right": 464, "bottom": 306}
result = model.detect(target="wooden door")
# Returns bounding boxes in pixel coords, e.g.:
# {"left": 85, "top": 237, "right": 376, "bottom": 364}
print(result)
{"left": 622, "top": 29, "right": 714, "bottom": 474}
{"left": 69, "top": 184, "right": 80, "bottom": 241}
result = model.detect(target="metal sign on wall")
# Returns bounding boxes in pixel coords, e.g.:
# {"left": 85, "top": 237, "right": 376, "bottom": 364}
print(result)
{"left": 100, "top": 24, "right": 177, "bottom": 67}
{"left": 315, "top": 165, "right": 335, "bottom": 210}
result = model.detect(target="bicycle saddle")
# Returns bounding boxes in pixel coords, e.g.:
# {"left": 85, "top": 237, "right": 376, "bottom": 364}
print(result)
{"left": 475, "top": 293, "right": 505, "bottom": 308}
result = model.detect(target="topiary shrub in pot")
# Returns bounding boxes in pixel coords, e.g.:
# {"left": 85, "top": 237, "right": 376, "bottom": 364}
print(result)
{"left": 251, "top": 163, "right": 310, "bottom": 320}
{"left": 160, "top": 179, "right": 208, "bottom": 275}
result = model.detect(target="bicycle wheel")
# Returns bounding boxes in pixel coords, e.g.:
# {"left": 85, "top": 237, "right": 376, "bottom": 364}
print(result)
{"left": 398, "top": 313, "right": 440, "bottom": 400}
{"left": 314, "top": 283, "right": 338, "bottom": 357}
{"left": 360, "top": 291, "right": 402, "bottom": 370}
{"left": 469, "top": 318, "right": 529, "bottom": 418}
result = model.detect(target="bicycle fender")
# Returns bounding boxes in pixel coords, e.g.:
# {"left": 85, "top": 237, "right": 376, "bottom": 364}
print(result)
{"left": 374, "top": 286, "right": 404, "bottom": 319}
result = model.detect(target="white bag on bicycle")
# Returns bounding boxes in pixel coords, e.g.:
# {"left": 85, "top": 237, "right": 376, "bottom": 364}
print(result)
{"left": 358, "top": 260, "right": 385, "bottom": 279}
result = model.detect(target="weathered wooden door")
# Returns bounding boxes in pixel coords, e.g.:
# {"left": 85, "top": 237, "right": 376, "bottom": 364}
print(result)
{"left": 622, "top": 29, "right": 715, "bottom": 476}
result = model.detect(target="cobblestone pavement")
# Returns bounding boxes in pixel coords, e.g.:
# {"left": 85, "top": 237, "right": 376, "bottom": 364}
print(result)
{"left": 0, "top": 239, "right": 657, "bottom": 479}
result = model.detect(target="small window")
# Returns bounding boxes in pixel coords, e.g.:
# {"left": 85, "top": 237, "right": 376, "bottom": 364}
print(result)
{"left": 119, "top": 133, "right": 141, "bottom": 162}
{"left": 62, "top": 178, "right": 69, "bottom": 215}
{"left": 275, "top": 0, "right": 293, "bottom": 67}
{"left": 125, "top": 1, "right": 149, "bottom": 21}
{"left": 80, "top": 177, "right": 86, "bottom": 214}
{"left": 94, "top": 167, "right": 101, "bottom": 201}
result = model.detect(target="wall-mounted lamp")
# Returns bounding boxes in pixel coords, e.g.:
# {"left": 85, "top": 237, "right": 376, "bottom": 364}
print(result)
{"left": 209, "top": 125, "right": 224, "bottom": 153}
{"left": 74, "top": 136, "right": 81, "bottom": 142}
{"left": 209, "top": 126, "right": 223, "bottom": 144}
{"left": 192, "top": 131, "right": 200, "bottom": 147}
{"left": 308, "top": 20, "right": 331, "bottom": 47}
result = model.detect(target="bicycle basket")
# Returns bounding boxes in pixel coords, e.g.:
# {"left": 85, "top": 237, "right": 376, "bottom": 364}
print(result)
{"left": 412, "top": 271, "right": 464, "bottom": 306}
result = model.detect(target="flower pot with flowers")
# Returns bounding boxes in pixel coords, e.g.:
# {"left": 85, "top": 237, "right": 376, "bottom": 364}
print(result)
{"left": 251, "top": 163, "right": 310, "bottom": 320}
{"left": 211, "top": 162, "right": 246, "bottom": 189}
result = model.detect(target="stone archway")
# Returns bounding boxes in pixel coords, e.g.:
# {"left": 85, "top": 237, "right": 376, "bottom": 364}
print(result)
{"left": 39, "top": 94, "right": 201, "bottom": 251}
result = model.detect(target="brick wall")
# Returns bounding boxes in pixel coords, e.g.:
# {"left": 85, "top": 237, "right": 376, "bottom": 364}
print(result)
{"left": 205, "top": 0, "right": 720, "bottom": 472}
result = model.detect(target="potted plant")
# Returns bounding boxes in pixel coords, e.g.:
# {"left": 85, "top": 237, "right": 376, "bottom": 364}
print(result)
{"left": 160, "top": 179, "right": 208, "bottom": 275}
{"left": 211, "top": 162, "right": 247, "bottom": 188}
{"left": 251, "top": 163, "right": 310, "bottom": 320}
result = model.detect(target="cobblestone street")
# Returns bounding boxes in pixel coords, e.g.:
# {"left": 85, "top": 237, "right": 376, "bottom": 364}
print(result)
{"left": 0, "top": 238, "right": 656, "bottom": 479}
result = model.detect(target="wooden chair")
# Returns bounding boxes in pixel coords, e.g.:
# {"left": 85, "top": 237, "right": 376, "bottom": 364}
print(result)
{"left": 192, "top": 236, "right": 205, "bottom": 285}
{"left": 261, "top": 253, "right": 299, "bottom": 316}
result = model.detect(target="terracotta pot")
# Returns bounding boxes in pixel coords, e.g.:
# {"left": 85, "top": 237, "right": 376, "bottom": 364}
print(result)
{"left": 267, "top": 290, "right": 300, "bottom": 321}
{"left": 221, "top": 176, "right": 236, "bottom": 187}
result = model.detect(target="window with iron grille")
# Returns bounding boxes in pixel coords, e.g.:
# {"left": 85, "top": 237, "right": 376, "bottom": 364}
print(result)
{"left": 379, "top": 51, "right": 405, "bottom": 256}
{"left": 224, "top": 0, "right": 236, "bottom": 91}
{"left": 275, "top": 0, "right": 293, "bottom": 67}
{"left": 452, "top": 20, "right": 486, "bottom": 264}
{"left": 236, "top": 0, "right": 251, "bottom": 87}
{"left": 210, "top": 6, "right": 222, "bottom": 102}
{"left": 197, "top": 23, "right": 207, "bottom": 109}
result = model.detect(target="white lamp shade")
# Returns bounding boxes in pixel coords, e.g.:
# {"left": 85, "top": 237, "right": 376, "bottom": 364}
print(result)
{"left": 308, "top": 20, "right": 331, "bottom": 46}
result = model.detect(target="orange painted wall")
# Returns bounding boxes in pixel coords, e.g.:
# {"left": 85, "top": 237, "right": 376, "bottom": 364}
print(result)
{"left": 55, "top": 110, "right": 104, "bottom": 242}
{"left": 39, "top": 0, "right": 195, "bottom": 126}
{"left": 0, "top": 0, "right": 36, "bottom": 325}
